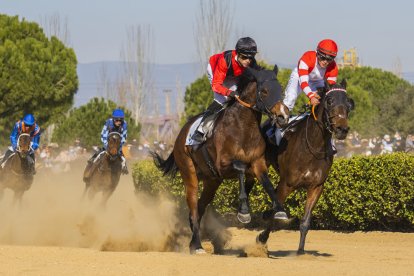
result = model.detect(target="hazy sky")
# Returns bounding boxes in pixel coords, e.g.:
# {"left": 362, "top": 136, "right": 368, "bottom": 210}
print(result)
{"left": 2, "top": 0, "right": 414, "bottom": 71}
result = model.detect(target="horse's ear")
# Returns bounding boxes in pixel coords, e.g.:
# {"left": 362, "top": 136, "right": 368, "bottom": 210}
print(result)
{"left": 272, "top": 64, "right": 279, "bottom": 77}
{"left": 341, "top": 79, "right": 347, "bottom": 89}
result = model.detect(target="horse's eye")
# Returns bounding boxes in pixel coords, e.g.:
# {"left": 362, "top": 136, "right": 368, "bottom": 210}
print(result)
{"left": 261, "top": 87, "right": 269, "bottom": 97}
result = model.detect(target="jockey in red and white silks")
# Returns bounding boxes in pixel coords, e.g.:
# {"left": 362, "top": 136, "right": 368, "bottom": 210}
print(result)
{"left": 283, "top": 39, "right": 339, "bottom": 110}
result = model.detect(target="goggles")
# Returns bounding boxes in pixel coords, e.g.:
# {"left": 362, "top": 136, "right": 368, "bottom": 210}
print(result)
{"left": 239, "top": 53, "right": 254, "bottom": 60}
{"left": 317, "top": 52, "right": 335, "bottom": 62}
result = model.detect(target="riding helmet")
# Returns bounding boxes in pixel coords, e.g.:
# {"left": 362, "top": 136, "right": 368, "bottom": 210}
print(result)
{"left": 317, "top": 39, "right": 338, "bottom": 57}
{"left": 23, "top": 114, "right": 35, "bottom": 126}
{"left": 235, "top": 37, "right": 258, "bottom": 57}
{"left": 112, "top": 109, "right": 125, "bottom": 119}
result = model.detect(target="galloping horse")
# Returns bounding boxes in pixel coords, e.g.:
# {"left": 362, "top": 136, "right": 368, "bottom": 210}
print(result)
{"left": 0, "top": 133, "right": 34, "bottom": 205}
{"left": 254, "top": 80, "right": 354, "bottom": 254}
{"left": 153, "top": 66, "right": 290, "bottom": 254}
{"left": 82, "top": 132, "right": 123, "bottom": 206}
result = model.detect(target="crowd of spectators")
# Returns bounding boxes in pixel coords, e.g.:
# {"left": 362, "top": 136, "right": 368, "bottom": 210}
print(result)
{"left": 336, "top": 131, "right": 414, "bottom": 158}
{"left": 2, "top": 131, "right": 413, "bottom": 174}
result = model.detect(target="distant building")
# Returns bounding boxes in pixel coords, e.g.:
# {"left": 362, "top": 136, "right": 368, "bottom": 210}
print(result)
{"left": 337, "top": 48, "right": 361, "bottom": 68}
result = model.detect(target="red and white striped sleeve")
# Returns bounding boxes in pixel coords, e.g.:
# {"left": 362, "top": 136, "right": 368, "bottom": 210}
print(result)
{"left": 297, "top": 51, "right": 316, "bottom": 96}
{"left": 325, "top": 62, "right": 338, "bottom": 84}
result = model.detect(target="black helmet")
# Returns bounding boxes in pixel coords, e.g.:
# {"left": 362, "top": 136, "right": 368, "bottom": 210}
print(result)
{"left": 235, "top": 37, "right": 257, "bottom": 57}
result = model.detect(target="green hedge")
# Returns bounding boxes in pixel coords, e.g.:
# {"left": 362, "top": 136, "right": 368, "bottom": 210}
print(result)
{"left": 132, "top": 153, "right": 414, "bottom": 231}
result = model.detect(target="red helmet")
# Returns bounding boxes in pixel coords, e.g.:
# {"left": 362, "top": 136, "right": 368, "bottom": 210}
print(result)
{"left": 317, "top": 39, "right": 338, "bottom": 57}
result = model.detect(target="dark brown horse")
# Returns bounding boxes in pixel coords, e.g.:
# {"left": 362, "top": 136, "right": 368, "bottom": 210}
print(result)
{"left": 252, "top": 80, "right": 354, "bottom": 254}
{"left": 82, "top": 132, "right": 123, "bottom": 206}
{"left": 0, "top": 133, "right": 34, "bottom": 205}
{"left": 153, "top": 66, "right": 290, "bottom": 254}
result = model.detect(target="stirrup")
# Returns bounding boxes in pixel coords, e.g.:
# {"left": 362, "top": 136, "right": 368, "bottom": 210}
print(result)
{"left": 191, "top": 131, "right": 205, "bottom": 143}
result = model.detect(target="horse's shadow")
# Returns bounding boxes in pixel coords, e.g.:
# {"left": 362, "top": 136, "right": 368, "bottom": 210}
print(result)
{"left": 268, "top": 250, "right": 332, "bottom": 258}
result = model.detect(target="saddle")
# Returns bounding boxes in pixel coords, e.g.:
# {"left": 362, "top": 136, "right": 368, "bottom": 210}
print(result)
{"left": 265, "top": 113, "right": 309, "bottom": 146}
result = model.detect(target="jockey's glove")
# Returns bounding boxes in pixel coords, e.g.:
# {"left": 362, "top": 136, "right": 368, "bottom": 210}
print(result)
{"left": 228, "top": 90, "right": 239, "bottom": 98}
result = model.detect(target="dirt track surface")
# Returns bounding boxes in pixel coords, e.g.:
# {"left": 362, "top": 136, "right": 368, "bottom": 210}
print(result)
{"left": 1, "top": 162, "right": 413, "bottom": 275}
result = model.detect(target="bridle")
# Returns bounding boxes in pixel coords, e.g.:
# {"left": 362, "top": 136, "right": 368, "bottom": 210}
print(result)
{"left": 305, "top": 87, "right": 349, "bottom": 158}
{"left": 235, "top": 76, "right": 282, "bottom": 122}
{"left": 106, "top": 132, "right": 122, "bottom": 161}
{"left": 16, "top": 133, "right": 32, "bottom": 157}
{"left": 322, "top": 88, "right": 349, "bottom": 133}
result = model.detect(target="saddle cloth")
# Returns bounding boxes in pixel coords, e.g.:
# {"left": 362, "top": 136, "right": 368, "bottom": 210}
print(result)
{"left": 185, "top": 117, "right": 203, "bottom": 146}
{"left": 266, "top": 113, "right": 309, "bottom": 145}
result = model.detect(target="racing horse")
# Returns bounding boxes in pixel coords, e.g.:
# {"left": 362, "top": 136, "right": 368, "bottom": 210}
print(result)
{"left": 253, "top": 80, "right": 354, "bottom": 254}
{"left": 152, "top": 66, "right": 290, "bottom": 254}
{"left": 82, "top": 132, "right": 123, "bottom": 206}
{"left": 0, "top": 133, "right": 35, "bottom": 205}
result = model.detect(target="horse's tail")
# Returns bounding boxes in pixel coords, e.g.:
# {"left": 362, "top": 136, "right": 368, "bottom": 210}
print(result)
{"left": 151, "top": 151, "right": 178, "bottom": 179}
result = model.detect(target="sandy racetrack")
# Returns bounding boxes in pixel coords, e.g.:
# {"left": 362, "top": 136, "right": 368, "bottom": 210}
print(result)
{"left": 1, "top": 161, "right": 413, "bottom": 275}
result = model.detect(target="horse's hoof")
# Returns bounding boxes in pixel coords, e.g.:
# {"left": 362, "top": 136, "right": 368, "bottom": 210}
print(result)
{"left": 297, "top": 249, "right": 305, "bottom": 255}
{"left": 194, "top": 248, "right": 206, "bottom": 255}
{"left": 273, "top": 211, "right": 288, "bottom": 220}
{"left": 237, "top": 212, "right": 251, "bottom": 224}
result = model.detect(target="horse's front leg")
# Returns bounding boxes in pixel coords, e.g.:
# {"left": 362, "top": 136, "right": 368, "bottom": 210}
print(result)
{"left": 298, "top": 185, "right": 323, "bottom": 254}
{"left": 232, "top": 161, "right": 251, "bottom": 224}
{"left": 252, "top": 159, "right": 287, "bottom": 220}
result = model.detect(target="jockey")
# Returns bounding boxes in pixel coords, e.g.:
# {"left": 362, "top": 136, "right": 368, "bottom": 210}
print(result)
{"left": 283, "top": 39, "right": 338, "bottom": 110}
{"left": 87, "top": 109, "right": 128, "bottom": 175}
{"left": 0, "top": 114, "right": 40, "bottom": 174}
{"left": 191, "top": 37, "right": 263, "bottom": 143}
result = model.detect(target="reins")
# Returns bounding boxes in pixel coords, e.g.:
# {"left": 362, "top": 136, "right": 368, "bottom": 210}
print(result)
{"left": 235, "top": 95, "right": 253, "bottom": 108}
{"left": 305, "top": 88, "right": 348, "bottom": 159}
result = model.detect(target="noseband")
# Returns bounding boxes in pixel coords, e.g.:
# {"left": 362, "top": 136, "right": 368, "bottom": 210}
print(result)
{"left": 322, "top": 88, "right": 348, "bottom": 133}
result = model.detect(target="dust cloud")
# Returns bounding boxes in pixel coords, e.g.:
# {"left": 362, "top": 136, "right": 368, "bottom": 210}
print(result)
{"left": 0, "top": 161, "right": 187, "bottom": 252}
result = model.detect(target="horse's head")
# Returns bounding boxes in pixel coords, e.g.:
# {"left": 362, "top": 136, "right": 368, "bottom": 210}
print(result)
{"left": 319, "top": 79, "right": 355, "bottom": 140}
{"left": 107, "top": 132, "right": 122, "bottom": 157}
{"left": 17, "top": 133, "right": 31, "bottom": 158}
{"left": 238, "top": 65, "right": 289, "bottom": 127}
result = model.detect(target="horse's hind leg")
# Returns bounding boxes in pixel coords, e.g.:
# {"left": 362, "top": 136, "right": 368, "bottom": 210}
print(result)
{"left": 298, "top": 185, "right": 323, "bottom": 254}
{"left": 197, "top": 178, "right": 223, "bottom": 254}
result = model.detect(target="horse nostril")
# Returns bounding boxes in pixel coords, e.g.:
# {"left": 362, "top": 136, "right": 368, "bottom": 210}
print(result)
{"left": 339, "top": 126, "right": 349, "bottom": 133}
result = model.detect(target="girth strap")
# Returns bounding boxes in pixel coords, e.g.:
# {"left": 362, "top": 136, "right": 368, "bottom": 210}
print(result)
{"left": 201, "top": 146, "right": 219, "bottom": 178}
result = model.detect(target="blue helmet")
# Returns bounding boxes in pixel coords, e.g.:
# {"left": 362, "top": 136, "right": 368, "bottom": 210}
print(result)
{"left": 23, "top": 114, "right": 35, "bottom": 126}
{"left": 112, "top": 109, "right": 125, "bottom": 119}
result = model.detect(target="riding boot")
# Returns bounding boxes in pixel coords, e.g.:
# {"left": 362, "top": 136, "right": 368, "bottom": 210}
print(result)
{"left": 88, "top": 151, "right": 100, "bottom": 164}
{"left": 191, "top": 101, "right": 223, "bottom": 143}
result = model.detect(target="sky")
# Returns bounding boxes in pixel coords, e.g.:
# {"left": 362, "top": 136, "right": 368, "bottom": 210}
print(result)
{"left": 2, "top": 0, "right": 414, "bottom": 72}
